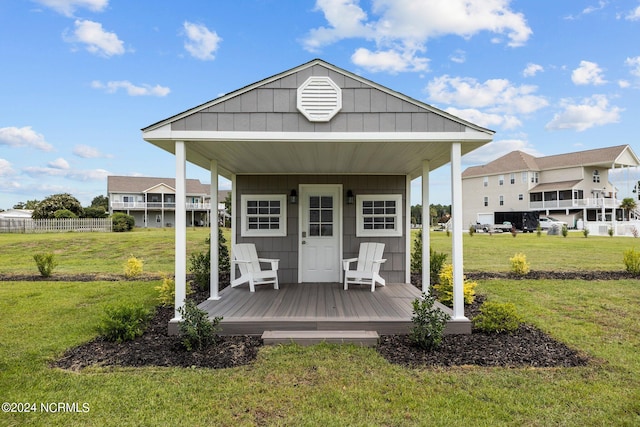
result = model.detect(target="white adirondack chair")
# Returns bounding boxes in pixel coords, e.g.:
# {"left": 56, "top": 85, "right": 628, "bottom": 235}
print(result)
{"left": 231, "top": 244, "right": 279, "bottom": 292}
{"left": 343, "top": 242, "right": 386, "bottom": 292}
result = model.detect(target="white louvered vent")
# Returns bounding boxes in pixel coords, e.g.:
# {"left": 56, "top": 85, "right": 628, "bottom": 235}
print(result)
{"left": 297, "top": 76, "right": 342, "bottom": 122}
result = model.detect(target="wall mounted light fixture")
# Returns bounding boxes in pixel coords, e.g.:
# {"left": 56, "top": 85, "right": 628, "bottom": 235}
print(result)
{"left": 289, "top": 189, "right": 298, "bottom": 204}
{"left": 346, "top": 189, "right": 354, "bottom": 204}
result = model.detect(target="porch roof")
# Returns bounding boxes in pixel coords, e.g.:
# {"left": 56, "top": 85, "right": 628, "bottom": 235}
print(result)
{"left": 142, "top": 59, "right": 494, "bottom": 180}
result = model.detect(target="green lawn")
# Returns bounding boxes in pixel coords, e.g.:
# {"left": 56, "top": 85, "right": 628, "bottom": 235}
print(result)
{"left": 1, "top": 229, "right": 639, "bottom": 426}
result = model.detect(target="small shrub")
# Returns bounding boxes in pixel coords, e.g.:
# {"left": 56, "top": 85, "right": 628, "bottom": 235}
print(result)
{"left": 608, "top": 227, "right": 614, "bottom": 237}
{"left": 54, "top": 209, "right": 77, "bottom": 218}
{"left": 633, "top": 227, "right": 639, "bottom": 238}
{"left": 509, "top": 252, "right": 530, "bottom": 276}
{"left": 510, "top": 226, "right": 517, "bottom": 237}
{"left": 155, "top": 275, "right": 192, "bottom": 307}
{"left": 410, "top": 229, "right": 424, "bottom": 273}
{"left": 623, "top": 248, "right": 640, "bottom": 275}
{"left": 536, "top": 223, "right": 542, "bottom": 238}
{"left": 433, "top": 264, "right": 476, "bottom": 307}
{"left": 112, "top": 212, "right": 135, "bottom": 232}
{"left": 473, "top": 301, "right": 522, "bottom": 333}
{"left": 430, "top": 247, "right": 448, "bottom": 285}
{"left": 124, "top": 255, "right": 143, "bottom": 278}
{"left": 562, "top": 224, "right": 568, "bottom": 237}
{"left": 33, "top": 252, "right": 57, "bottom": 277}
{"left": 97, "top": 303, "right": 152, "bottom": 342}
{"left": 583, "top": 228, "right": 589, "bottom": 238}
{"left": 468, "top": 224, "right": 475, "bottom": 236}
{"left": 189, "top": 231, "right": 231, "bottom": 291}
{"left": 409, "top": 293, "right": 450, "bottom": 350}
{"left": 178, "top": 300, "right": 222, "bottom": 351}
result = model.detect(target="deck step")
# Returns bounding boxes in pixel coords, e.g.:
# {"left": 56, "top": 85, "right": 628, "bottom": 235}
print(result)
{"left": 262, "top": 330, "right": 379, "bottom": 347}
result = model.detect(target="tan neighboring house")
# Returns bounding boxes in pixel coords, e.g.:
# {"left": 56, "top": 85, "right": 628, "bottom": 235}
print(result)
{"left": 107, "top": 176, "right": 223, "bottom": 228}
{"left": 462, "top": 145, "right": 640, "bottom": 230}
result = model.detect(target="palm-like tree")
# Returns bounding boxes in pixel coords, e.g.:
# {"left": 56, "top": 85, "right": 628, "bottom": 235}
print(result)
{"left": 620, "top": 197, "right": 638, "bottom": 221}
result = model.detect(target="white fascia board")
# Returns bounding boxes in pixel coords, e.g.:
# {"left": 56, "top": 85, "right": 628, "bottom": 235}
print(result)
{"left": 143, "top": 127, "right": 493, "bottom": 144}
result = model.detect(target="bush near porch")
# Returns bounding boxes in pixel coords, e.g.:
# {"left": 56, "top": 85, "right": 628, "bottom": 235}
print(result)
{"left": 0, "top": 229, "right": 639, "bottom": 425}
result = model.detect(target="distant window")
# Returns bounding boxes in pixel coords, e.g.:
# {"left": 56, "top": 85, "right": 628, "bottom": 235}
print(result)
{"left": 531, "top": 172, "right": 539, "bottom": 184}
{"left": 593, "top": 170, "right": 600, "bottom": 183}
{"left": 522, "top": 172, "right": 527, "bottom": 183}
{"left": 483, "top": 176, "right": 488, "bottom": 187}
{"left": 241, "top": 194, "right": 287, "bottom": 237}
{"left": 518, "top": 194, "right": 524, "bottom": 201}
{"left": 356, "top": 194, "right": 402, "bottom": 237}
{"left": 499, "top": 175, "right": 504, "bottom": 186}
{"left": 499, "top": 195, "right": 504, "bottom": 206}
{"left": 510, "top": 173, "right": 515, "bottom": 184}
{"left": 483, "top": 197, "right": 489, "bottom": 207}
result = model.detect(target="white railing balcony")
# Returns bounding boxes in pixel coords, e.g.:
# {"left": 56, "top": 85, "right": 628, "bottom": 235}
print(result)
{"left": 529, "top": 198, "right": 621, "bottom": 210}
{"left": 111, "top": 202, "right": 212, "bottom": 210}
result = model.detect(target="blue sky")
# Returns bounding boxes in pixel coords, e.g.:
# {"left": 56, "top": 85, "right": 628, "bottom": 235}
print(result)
{"left": 2, "top": 0, "right": 640, "bottom": 210}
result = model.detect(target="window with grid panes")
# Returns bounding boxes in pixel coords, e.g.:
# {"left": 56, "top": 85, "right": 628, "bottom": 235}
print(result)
{"left": 356, "top": 194, "right": 402, "bottom": 237}
{"left": 240, "top": 194, "right": 286, "bottom": 236}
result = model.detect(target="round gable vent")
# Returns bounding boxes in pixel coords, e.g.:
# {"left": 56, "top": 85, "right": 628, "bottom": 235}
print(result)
{"left": 297, "top": 76, "right": 342, "bottom": 122}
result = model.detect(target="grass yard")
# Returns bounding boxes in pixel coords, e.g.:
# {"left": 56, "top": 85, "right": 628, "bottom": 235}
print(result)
{"left": 0, "top": 229, "right": 639, "bottom": 426}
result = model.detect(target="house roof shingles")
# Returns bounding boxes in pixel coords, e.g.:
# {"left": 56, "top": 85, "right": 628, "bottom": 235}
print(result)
{"left": 107, "top": 176, "right": 210, "bottom": 195}
{"left": 462, "top": 145, "right": 637, "bottom": 178}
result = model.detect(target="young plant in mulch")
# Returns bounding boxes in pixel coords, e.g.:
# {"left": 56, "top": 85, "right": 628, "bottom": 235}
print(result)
{"left": 97, "top": 303, "right": 153, "bottom": 343}
{"left": 124, "top": 255, "right": 143, "bottom": 278}
{"left": 473, "top": 301, "right": 522, "bottom": 334}
{"left": 155, "top": 275, "right": 193, "bottom": 307}
{"left": 623, "top": 248, "right": 640, "bottom": 275}
{"left": 433, "top": 264, "right": 476, "bottom": 307}
{"left": 409, "top": 293, "right": 450, "bottom": 350}
{"left": 177, "top": 300, "right": 222, "bottom": 351}
{"left": 509, "top": 252, "right": 530, "bottom": 276}
{"left": 33, "top": 252, "right": 58, "bottom": 277}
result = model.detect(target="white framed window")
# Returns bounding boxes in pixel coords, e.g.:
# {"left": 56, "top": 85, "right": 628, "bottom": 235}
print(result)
{"left": 531, "top": 172, "right": 539, "bottom": 184}
{"left": 483, "top": 176, "right": 488, "bottom": 187}
{"left": 240, "top": 194, "right": 287, "bottom": 237}
{"left": 499, "top": 175, "right": 504, "bottom": 185}
{"left": 518, "top": 194, "right": 524, "bottom": 201}
{"left": 499, "top": 195, "right": 504, "bottom": 206}
{"left": 522, "top": 172, "right": 528, "bottom": 183}
{"left": 483, "top": 196, "right": 489, "bottom": 207}
{"left": 356, "top": 194, "right": 402, "bottom": 237}
{"left": 510, "top": 173, "right": 515, "bottom": 184}
{"left": 593, "top": 170, "right": 600, "bottom": 183}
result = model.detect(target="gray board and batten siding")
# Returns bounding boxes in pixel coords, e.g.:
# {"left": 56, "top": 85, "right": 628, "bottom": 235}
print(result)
{"left": 235, "top": 175, "right": 407, "bottom": 284}
{"left": 170, "top": 63, "right": 465, "bottom": 134}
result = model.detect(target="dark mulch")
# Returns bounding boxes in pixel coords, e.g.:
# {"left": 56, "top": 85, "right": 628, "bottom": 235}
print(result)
{"left": 42, "top": 272, "right": 607, "bottom": 371}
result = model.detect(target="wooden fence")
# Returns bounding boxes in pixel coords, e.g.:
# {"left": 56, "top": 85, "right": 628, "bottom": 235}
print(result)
{"left": 0, "top": 218, "right": 113, "bottom": 233}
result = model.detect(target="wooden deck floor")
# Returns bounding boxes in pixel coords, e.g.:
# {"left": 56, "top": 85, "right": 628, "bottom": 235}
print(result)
{"left": 182, "top": 282, "right": 470, "bottom": 336}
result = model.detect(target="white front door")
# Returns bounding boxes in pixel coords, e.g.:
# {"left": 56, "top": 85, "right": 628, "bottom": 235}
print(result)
{"left": 299, "top": 185, "right": 342, "bottom": 282}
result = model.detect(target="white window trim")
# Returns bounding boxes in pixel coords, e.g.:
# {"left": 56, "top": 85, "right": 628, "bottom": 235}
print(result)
{"left": 240, "top": 194, "right": 287, "bottom": 237}
{"left": 356, "top": 194, "right": 403, "bottom": 237}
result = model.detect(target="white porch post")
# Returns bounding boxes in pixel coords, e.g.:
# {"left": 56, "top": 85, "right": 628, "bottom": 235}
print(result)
{"left": 173, "top": 141, "right": 187, "bottom": 320}
{"left": 405, "top": 175, "right": 412, "bottom": 284}
{"left": 209, "top": 160, "right": 221, "bottom": 300}
{"left": 421, "top": 160, "right": 430, "bottom": 294}
{"left": 230, "top": 174, "right": 237, "bottom": 284}
{"left": 451, "top": 142, "right": 467, "bottom": 320}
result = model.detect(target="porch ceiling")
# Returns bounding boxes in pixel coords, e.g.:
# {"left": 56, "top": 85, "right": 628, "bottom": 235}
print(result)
{"left": 143, "top": 127, "right": 491, "bottom": 179}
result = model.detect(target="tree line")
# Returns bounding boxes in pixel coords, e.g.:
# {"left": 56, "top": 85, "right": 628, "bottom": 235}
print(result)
{"left": 10, "top": 194, "right": 109, "bottom": 219}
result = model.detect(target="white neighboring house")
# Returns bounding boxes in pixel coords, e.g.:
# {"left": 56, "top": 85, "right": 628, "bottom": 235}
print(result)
{"left": 462, "top": 145, "right": 640, "bottom": 231}
{"left": 107, "top": 176, "right": 228, "bottom": 228}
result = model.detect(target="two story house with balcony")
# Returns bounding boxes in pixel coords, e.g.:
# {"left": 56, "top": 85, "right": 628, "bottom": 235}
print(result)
{"left": 107, "top": 176, "right": 218, "bottom": 228}
{"left": 462, "top": 145, "right": 640, "bottom": 230}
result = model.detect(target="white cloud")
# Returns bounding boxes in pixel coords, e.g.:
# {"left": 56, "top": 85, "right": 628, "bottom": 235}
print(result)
{"left": 65, "top": 19, "right": 125, "bottom": 57}
{"left": 73, "top": 144, "right": 112, "bottom": 158}
{"left": 462, "top": 139, "right": 542, "bottom": 165}
{"left": 626, "top": 56, "right": 640, "bottom": 78}
{"left": 0, "top": 126, "right": 54, "bottom": 151}
{"left": 33, "top": 0, "right": 108, "bottom": 17}
{"left": 91, "top": 80, "right": 170, "bottom": 96}
{"left": 619, "top": 80, "right": 631, "bottom": 88}
{"left": 545, "top": 94, "right": 622, "bottom": 132}
{"left": 571, "top": 60, "right": 607, "bottom": 85}
{"left": 183, "top": 22, "right": 222, "bottom": 61}
{"left": 303, "top": 0, "right": 532, "bottom": 72}
{"left": 625, "top": 5, "right": 640, "bottom": 20}
{"left": 449, "top": 49, "right": 466, "bottom": 64}
{"left": 446, "top": 107, "right": 521, "bottom": 130}
{"left": 48, "top": 158, "right": 70, "bottom": 170}
{"left": 351, "top": 47, "right": 428, "bottom": 73}
{"left": 523, "top": 63, "right": 543, "bottom": 77}
{"left": 23, "top": 165, "right": 110, "bottom": 181}
{"left": 0, "top": 159, "right": 15, "bottom": 176}
{"left": 426, "top": 75, "right": 548, "bottom": 114}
